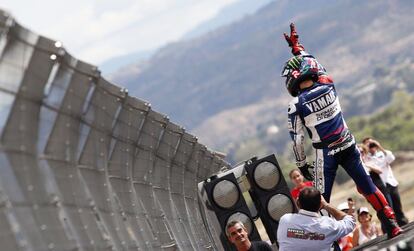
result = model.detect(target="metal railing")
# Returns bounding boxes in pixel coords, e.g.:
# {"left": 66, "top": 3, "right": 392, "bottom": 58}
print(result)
{"left": 0, "top": 9, "right": 229, "bottom": 251}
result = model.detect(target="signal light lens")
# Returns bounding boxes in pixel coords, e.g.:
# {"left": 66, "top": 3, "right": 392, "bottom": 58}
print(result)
{"left": 254, "top": 161, "right": 280, "bottom": 190}
{"left": 212, "top": 180, "right": 239, "bottom": 209}
{"left": 267, "top": 194, "right": 294, "bottom": 221}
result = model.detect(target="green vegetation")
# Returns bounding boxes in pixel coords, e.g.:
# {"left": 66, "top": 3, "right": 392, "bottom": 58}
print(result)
{"left": 349, "top": 91, "right": 414, "bottom": 151}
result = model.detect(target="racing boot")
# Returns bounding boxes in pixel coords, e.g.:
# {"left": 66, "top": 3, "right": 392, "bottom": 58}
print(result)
{"left": 377, "top": 206, "right": 403, "bottom": 238}
{"left": 362, "top": 188, "right": 403, "bottom": 238}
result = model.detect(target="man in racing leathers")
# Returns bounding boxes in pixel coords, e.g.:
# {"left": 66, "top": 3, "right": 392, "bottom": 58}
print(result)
{"left": 280, "top": 23, "right": 402, "bottom": 238}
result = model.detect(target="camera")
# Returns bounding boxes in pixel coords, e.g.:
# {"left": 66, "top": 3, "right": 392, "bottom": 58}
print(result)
{"left": 368, "top": 142, "right": 377, "bottom": 148}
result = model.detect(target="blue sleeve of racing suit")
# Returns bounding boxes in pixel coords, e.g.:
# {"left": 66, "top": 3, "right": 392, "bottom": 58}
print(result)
{"left": 287, "top": 97, "right": 307, "bottom": 167}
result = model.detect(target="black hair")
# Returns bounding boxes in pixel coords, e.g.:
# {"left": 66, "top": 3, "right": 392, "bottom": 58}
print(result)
{"left": 298, "top": 187, "right": 321, "bottom": 212}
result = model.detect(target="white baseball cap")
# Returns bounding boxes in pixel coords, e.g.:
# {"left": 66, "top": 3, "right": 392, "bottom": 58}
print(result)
{"left": 338, "top": 202, "right": 349, "bottom": 211}
{"left": 338, "top": 201, "right": 355, "bottom": 211}
{"left": 358, "top": 207, "right": 370, "bottom": 215}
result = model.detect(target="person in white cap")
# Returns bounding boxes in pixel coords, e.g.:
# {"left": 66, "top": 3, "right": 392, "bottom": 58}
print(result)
{"left": 352, "top": 207, "right": 382, "bottom": 247}
{"left": 337, "top": 199, "right": 356, "bottom": 251}
{"left": 337, "top": 198, "right": 355, "bottom": 216}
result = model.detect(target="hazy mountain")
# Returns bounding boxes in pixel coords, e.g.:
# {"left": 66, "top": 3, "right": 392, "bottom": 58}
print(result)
{"left": 112, "top": 0, "right": 414, "bottom": 161}
{"left": 183, "top": 0, "right": 274, "bottom": 39}
{"left": 99, "top": 49, "right": 154, "bottom": 76}
{"left": 100, "top": 0, "right": 272, "bottom": 76}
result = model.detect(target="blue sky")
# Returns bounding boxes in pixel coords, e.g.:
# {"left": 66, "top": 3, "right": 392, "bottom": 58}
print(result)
{"left": 1, "top": 0, "right": 239, "bottom": 64}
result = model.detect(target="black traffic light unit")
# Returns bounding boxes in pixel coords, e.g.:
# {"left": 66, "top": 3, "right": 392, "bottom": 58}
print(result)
{"left": 203, "top": 172, "right": 261, "bottom": 250}
{"left": 245, "top": 154, "right": 297, "bottom": 244}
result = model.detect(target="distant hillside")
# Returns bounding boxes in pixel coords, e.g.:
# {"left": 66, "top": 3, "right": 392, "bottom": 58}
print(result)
{"left": 99, "top": 49, "right": 154, "bottom": 76}
{"left": 101, "top": 0, "right": 273, "bottom": 76}
{"left": 112, "top": 0, "right": 342, "bottom": 128}
{"left": 183, "top": 0, "right": 274, "bottom": 39}
{"left": 349, "top": 91, "right": 414, "bottom": 151}
{"left": 112, "top": 0, "right": 414, "bottom": 163}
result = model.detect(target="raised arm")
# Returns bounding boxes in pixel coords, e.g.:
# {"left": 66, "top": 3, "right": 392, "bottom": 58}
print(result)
{"left": 320, "top": 195, "right": 348, "bottom": 220}
{"left": 283, "top": 23, "right": 333, "bottom": 84}
{"left": 283, "top": 23, "right": 307, "bottom": 56}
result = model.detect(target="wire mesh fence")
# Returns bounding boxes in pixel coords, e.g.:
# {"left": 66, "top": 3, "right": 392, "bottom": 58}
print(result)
{"left": 0, "top": 9, "right": 229, "bottom": 251}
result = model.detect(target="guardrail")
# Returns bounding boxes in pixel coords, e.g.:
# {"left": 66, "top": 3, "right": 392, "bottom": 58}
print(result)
{"left": 0, "top": 9, "right": 229, "bottom": 251}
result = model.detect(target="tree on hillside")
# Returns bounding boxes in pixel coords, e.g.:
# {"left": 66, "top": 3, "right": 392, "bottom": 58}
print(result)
{"left": 349, "top": 91, "right": 414, "bottom": 151}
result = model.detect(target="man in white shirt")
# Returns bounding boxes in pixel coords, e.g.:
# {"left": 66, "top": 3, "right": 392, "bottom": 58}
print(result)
{"left": 364, "top": 138, "right": 409, "bottom": 226}
{"left": 277, "top": 187, "right": 355, "bottom": 251}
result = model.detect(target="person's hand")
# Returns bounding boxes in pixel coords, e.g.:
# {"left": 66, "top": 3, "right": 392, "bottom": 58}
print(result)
{"left": 368, "top": 165, "right": 382, "bottom": 174}
{"left": 283, "top": 23, "right": 305, "bottom": 55}
{"left": 298, "top": 162, "right": 315, "bottom": 181}
{"left": 320, "top": 195, "right": 329, "bottom": 210}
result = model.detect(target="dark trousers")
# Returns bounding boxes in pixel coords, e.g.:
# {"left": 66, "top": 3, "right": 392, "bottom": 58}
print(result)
{"left": 370, "top": 172, "right": 392, "bottom": 232}
{"left": 387, "top": 184, "right": 409, "bottom": 226}
{"left": 316, "top": 144, "right": 377, "bottom": 201}
{"left": 370, "top": 172, "right": 392, "bottom": 205}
